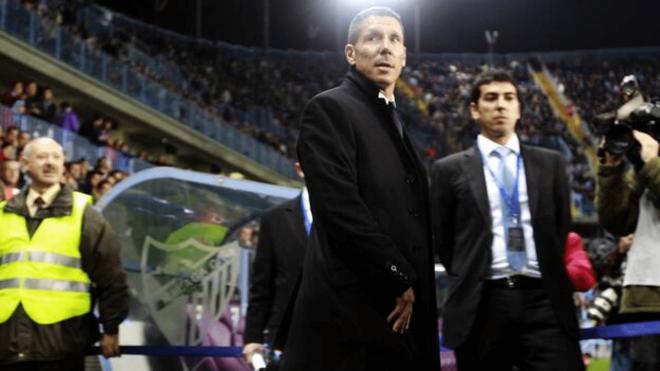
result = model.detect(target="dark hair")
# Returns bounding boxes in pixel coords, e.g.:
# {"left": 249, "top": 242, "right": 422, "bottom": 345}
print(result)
{"left": 347, "top": 6, "right": 404, "bottom": 45}
{"left": 87, "top": 169, "right": 105, "bottom": 181}
{"left": 60, "top": 101, "right": 71, "bottom": 110}
{"left": 470, "top": 69, "right": 521, "bottom": 106}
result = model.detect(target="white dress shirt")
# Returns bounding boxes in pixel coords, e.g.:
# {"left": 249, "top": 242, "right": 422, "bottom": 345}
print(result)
{"left": 477, "top": 134, "right": 540, "bottom": 279}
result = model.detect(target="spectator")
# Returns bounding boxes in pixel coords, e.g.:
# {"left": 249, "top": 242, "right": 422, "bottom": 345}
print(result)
{"left": 0, "top": 159, "right": 21, "bottom": 200}
{"left": 0, "top": 143, "right": 15, "bottom": 162}
{"left": 95, "top": 156, "right": 112, "bottom": 174}
{"left": 16, "top": 131, "right": 30, "bottom": 155}
{"left": 92, "top": 177, "right": 113, "bottom": 202}
{"left": 98, "top": 117, "right": 114, "bottom": 145}
{"left": 78, "top": 115, "right": 104, "bottom": 144}
{"left": 78, "top": 158, "right": 90, "bottom": 181}
{"left": 107, "top": 169, "right": 124, "bottom": 183}
{"left": 3, "top": 127, "right": 18, "bottom": 148}
{"left": 0, "top": 81, "right": 24, "bottom": 107}
{"left": 0, "top": 127, "right": 19, "bottom": 161}
{"left": 31, "top": 87, "right": 57, "bottom": 123}
{"left": 56, "top": 101, "right": 80, "bottom": 132}
{"left": 78, "top": 169, "right": 104, "bottom": 195}
{"left": 64, "top": 161, "right": 82, "bottom": 190}
{"left": 23, "top": 81, "right": 39, "bottom": 114}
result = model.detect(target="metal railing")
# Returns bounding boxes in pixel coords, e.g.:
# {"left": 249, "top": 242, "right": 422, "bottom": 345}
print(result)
{"left": 0, "top": 0, "right": 297, "bottom": 179}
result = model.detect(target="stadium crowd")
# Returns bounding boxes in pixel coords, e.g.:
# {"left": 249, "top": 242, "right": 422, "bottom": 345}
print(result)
{"left": 5, "top": 1, "right": 660, "bottom": 369}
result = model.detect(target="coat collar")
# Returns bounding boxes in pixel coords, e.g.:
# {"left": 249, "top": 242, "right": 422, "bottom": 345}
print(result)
{"left": 344, "top": 66, "right": 428, "bottom": 182}
{"left": 4, "top": 183, "right": 75, "bottom": 218}
{"left": 345, "top": 66, "right": 388, "bottom": 108}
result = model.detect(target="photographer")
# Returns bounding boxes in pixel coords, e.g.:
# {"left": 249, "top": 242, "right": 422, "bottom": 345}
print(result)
{"left": 597, "top": 126, "right": 660, "bottom": 370}
{"left": 588, "top": 233, "right": 633, "bottom": 371}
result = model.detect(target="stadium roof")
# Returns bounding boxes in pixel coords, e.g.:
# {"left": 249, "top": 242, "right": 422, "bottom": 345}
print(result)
{"left": 97, "top": 0, "right": 660, "bottom": 54}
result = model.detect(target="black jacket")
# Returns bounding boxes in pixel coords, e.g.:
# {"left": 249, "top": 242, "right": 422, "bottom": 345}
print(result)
{"left": 431, "top": 144, "right": 579, "bottom": 349}
{"left": 281, "top": 67, "right": 440, "bottom": 371}
{"left": 0, "top": 185, "right": 128, "bottom": 363}
{"left": 244, "top": 195, "right": 307, "bottom": 345}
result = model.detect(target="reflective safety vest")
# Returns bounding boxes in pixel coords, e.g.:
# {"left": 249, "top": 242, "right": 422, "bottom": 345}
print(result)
{"left": 0, "top": 192, "right": 93, "bottom": 325}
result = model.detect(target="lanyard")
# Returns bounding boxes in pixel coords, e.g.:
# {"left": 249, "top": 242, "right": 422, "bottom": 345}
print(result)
{"left": 480, "top": 149, "right": 522, "bottom": 222}
{"left": 301, "top": 195, "right": 312, "bottom": 236}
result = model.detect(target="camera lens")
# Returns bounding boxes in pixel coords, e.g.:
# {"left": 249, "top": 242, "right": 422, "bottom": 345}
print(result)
{"left": 605, "top": 125, "right": 634, "bottom": 154}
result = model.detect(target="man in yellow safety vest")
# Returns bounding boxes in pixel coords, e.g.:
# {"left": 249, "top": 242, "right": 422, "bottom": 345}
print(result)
{"left": 0, "top": 137, "right": 128, "bottom": 371}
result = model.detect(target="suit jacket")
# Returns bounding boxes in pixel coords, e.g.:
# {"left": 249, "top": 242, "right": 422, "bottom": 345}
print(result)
{"left": 281, "top": 67, "right": 440, "bottom": 371}
{"left": 244, "top": 195, "right": 307, "bottom": 345}
{"left": 430, "top": 144, "right": 580, "bottom": 349}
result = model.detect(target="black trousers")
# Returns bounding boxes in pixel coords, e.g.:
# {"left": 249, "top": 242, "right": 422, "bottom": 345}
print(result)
{"left": 0, "top": 356, "right": 85, "bottom": 371}
{"left": 454, "top": 285, "right": 584, "bottom": 371}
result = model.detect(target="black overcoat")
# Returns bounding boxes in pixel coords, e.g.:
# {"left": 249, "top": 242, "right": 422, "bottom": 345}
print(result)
{"left": 280, "top": 67, "right": 440, "bottom": 371}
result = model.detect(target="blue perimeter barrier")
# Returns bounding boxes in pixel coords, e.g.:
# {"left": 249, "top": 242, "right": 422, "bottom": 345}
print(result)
{"left": 86, "top": 320, "right": 660, "bottom": 357}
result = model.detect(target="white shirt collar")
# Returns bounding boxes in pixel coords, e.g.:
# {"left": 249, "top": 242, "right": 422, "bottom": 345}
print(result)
{"left": 477, "top": 134, "right": 520, "bottom": 157}
{"left": 378, "top": 91, "right": 396, "bottom": 107}
{"left": 301, "top": 186, "right": 312, "bottom": 223}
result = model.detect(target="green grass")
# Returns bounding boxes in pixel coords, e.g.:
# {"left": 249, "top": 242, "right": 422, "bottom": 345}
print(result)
{"left": 588, "top": 357, "right": 610, "bottom": 371}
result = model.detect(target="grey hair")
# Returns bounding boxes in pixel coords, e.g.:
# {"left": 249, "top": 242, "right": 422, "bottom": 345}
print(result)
{"left": 22, "top": 137, "right": 61, "bottom": 158}
{"left": 347, "top": 6, "right": 404, "bottom": 45}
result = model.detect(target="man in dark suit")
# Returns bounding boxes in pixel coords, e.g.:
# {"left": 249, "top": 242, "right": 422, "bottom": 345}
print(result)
{"left": 280, "top": 6, "right": 440, "bottom": 371}
{"left": 243, "top": 163, "right": 310, "bottom": 368}
{"left": 430, "top": 69, "right": 583, "bottom": 370}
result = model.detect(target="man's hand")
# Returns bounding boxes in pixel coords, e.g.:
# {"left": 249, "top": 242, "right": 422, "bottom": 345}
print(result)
{"left": 100, "top": 333, "right": 121, "bottom": 358}
{"left": 387, "top": 287, "right": 415, "bottom": 334}
{"left": 633, "top": 130, "right": 659, "bottom": 163}
{"left": 618, "top": 234, "right": 634, "bottom": 254}
{"left": 243, "top": 343, "right": 264, "bottom": 365}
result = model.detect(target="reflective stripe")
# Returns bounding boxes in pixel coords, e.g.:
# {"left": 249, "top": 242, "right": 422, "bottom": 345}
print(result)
{"left": 1, "top": 252, "right": 25, "bottom": 265}
{"left": 0, "top": 279, "right": 20, "bottom": 289}
{"left": 28, "top": 251, "right": 81, "bottom": 269}
{"left": 23, "top": 278, "right": 90, "bottom": 293}
{"left": 0, "top": 251, "right": 81, "bottom": 269}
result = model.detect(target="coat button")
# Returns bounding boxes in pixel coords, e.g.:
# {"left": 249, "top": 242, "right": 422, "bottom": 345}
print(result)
{"left": 408, "top": 209, "right": 419, "bottom": 217}
{"left": 405, "top": 173, "right": 415, "bottom": 184}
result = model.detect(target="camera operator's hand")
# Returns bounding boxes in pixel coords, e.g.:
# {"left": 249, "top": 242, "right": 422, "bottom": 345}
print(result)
{"left": 633, "top": 130, "right": 659, "bottom": 163}
{"left": 618, "top": 234, "right": 634, "bottom": 254}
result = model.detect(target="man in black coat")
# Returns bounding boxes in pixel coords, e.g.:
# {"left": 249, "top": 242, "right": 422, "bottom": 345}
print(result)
{"left": 280, "top": 6, "right": 440, "bottom": 371}
{"left": 430, "top": 70, "right": 583, "bottom": 370}
{"left": 243, "top": 164, "right": 310, "bottom": 367}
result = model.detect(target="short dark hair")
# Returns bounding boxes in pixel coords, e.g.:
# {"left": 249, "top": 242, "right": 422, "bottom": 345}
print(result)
{"left": 347, "top": 6, "right": 404, "bottom": 45}
{"left": 470, "top": 69, "right": 521, "bottom": 106}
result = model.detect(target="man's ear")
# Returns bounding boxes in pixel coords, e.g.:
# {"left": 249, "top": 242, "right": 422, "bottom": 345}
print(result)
{"left": 345, "top": 44, "right": 356, "bottom": 65}
{"left": 470, "top": 102, "right": 480, "bottom": 121}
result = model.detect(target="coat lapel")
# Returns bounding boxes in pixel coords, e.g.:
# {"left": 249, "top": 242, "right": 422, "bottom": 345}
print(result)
{"left": 463, "top": 146, "right": 492, "bottom": 227}
{"left": 521, "top": 145, "right": 540, "bottom": 220}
